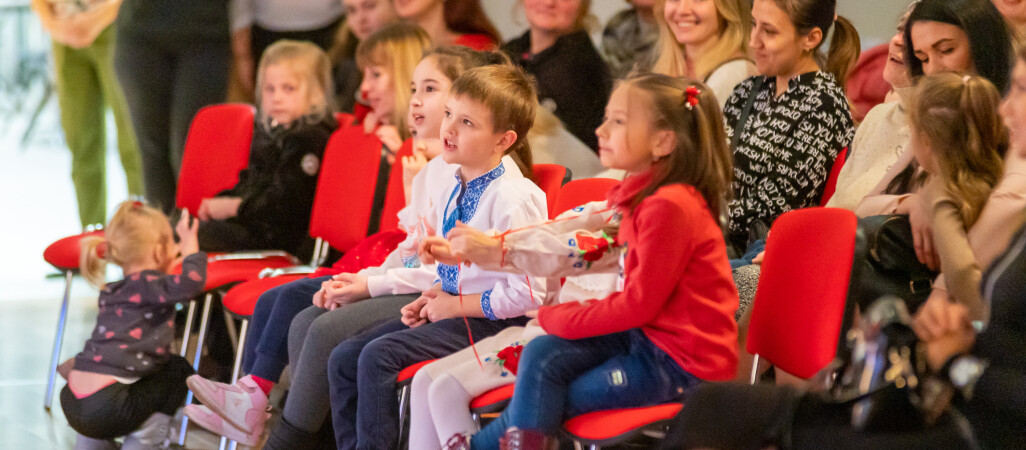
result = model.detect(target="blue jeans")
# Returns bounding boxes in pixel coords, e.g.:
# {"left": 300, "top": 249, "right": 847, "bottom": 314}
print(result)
{"left": 471, "top": 329, "right": 700, "bottom": 450}
{"left": 730, "top": 239, "right": 766, "bottom": 270}
{"left": 328, "top": 316, "right": 528, "bottom": 450}
{"left": 242, "top": 275, "right": 329, "bottom": 381}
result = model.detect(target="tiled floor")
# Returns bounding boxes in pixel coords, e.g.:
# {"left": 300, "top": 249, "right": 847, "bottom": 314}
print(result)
{"left": 0, "top": 106, "right": 223, "bottom": 448}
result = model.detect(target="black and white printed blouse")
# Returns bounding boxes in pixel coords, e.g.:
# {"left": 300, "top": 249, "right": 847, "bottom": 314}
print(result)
{"left": 723, "top": 71, "right": 855, "bottom": 249}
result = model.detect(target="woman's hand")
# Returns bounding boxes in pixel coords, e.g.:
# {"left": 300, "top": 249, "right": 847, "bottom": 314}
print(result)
{"left": 912, "top": 295, "right": 976, "bottom": 370}
{"left": 899, "top": 194, "right": 939, "bottom": 271}
{"left": 447, "top": 222, "right": 502, "bottom": 267}
{"left": 197, "top": 197, "right": 242, "bottom": 221}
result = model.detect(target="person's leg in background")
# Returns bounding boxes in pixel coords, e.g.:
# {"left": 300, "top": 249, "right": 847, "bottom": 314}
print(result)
{"left": 113, "top": 32, "right": 175, "bottom": 212}
{"left": 52, "top": 35, "right": 106, "bottom": 228}
{"left": 92, "top": 26, "right": 144, "bottom": 203}
{"left": 167, "top": 39, "right": 229, "bottom": 182}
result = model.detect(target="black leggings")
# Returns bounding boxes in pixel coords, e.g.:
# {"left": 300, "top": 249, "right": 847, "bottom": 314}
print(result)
{"left": 60, "top": 355, "right": 194, "bottom": 440}
{"left": 664, "top": 383, "right": 976, "bottom": 450}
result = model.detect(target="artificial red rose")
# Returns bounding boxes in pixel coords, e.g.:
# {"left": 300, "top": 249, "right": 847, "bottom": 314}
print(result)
{"left": 576, "top": 233, "right": 611, "bottom": 262}
{"left": 496, "top": 344, "right": 524, "bottom": 375}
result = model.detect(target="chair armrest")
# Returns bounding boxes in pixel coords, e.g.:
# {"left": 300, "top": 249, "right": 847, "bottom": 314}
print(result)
{"left": 258, "top": 266, "right": 318, "bottom": 278}
{"left": 208, "top": 250, "right": 300, "bottom": 264}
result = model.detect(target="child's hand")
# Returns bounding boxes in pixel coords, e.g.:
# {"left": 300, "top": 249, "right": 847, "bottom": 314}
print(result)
{"left": 402, "top": 141, "right": 429, "bottom": 186}
{"left": 376, "top": 125, "right": 403, "bottom": 164}
{"left": 401, "top": 296, "right": 429, "bottom": 328}
{"left": 322, "top": 273, "right": 370, "bottom": 306}
{"left": 447, "top": 222, "right": 502, "bottom": 267}
{"left": 198, "top": 197, "right": 242, "bottom": 221}
{"left": 176, "top": 209, "right": 200, "bottom": 256}
{"left": 525, "top": 310, "right": 538, "bottom": 319}
{"left": 420, "top": 290, "right": 462, "bottom": 323}
{"left": 419, "top": 236, "right": 458, "bottom": 266}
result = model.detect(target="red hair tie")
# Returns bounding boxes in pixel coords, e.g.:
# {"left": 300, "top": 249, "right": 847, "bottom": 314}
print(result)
{"left": 684, "top": 86, "right": 701, "bottom": 110}
{"left": 97, "top": 241, "right": 109, "bottom": 259}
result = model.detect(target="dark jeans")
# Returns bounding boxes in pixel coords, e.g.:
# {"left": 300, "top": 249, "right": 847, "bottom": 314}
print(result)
{"left": 60, "top": 355, "right": 194, "bottom": 440}
{"left": 471, "top": 329, "right": 700, "bottom": 450}
{"left": 114, "top": 30, "right": 229, "bottom": 213}
{"left": 668, "top": 383, "right": 976, "bottom": 449}
{"left": 729, "top": 239, "right": 766, "bottom": 270}
{"left": 244, "top": 275, "right": 329, "bottom": 381}
{"left": 329, "top": 316, "right": 529, "bottom": 450}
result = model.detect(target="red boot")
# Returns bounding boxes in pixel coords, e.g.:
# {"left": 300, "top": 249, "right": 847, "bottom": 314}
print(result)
{"left": 498, "top": 427, "right": 557, "bottom": 450}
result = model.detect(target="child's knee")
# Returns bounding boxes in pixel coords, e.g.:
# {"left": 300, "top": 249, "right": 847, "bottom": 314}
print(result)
{"left": 328, "top": 342, "right": 361, "bottom": 380}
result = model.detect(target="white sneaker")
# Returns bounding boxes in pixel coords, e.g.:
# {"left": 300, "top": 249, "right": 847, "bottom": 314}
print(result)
{"left": 183, "top": 404, "right": 269, "bottom": 447}
{"left": 186, "top": 374, "right": 268, "bottom": 433}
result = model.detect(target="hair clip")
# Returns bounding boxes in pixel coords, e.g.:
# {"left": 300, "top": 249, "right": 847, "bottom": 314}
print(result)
{"left": 962, "top": 75, "right": 972, "bottom": 84}
{"left": 683, "top": 86, "right": 701, "bottom": 110}
{"left": 97, "top": 240, "right": 109, "bottom": 259}
{"left": 131, "top": 200, "right": 144, "bottom": 209}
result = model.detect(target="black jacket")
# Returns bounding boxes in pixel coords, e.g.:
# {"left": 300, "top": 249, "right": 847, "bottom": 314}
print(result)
{"left": 219, "top": 115, "right": 337, "bottom": 257}
{"left": 502, "top": 30, "right": 611, "bottom": 151}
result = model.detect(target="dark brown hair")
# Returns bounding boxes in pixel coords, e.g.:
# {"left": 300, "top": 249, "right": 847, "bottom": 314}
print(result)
{"left": 772, "top": 0, "right": 861, "bottom": 88}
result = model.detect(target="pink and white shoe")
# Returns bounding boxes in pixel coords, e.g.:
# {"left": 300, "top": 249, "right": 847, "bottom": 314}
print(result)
{"left": 186, "top": 374, "right": 268, "bottom": 433}
{"left": 183, "top": 404, "right": 268, "bottom": 447}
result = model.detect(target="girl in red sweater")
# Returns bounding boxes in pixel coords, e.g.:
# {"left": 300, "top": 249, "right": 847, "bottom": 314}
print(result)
{"left": 437, "top": 73, "right": 740, "bottom": 449}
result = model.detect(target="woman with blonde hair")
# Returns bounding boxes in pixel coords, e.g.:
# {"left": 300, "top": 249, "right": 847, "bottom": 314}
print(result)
{"left": 650, "top": 0, "right": 757, "bottom": 106}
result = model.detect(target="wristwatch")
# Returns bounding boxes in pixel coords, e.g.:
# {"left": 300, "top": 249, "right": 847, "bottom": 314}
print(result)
{"left": 948, "top": 356, "right": 987, "bottom": 400}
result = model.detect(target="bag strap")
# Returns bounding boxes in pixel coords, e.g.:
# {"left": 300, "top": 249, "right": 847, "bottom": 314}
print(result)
{"left": 730, "top": 76, "right": 765, "bottom": 151}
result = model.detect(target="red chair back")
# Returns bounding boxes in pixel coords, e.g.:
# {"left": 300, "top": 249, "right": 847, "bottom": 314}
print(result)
{"left": 308, "top": 124, "right": 388, "bottom": 253}
{"left": 379, "top": 140, "right": 414, "bottom": 232}
{"left": 532, "top": 164, "right": 569, "bottom": 218}
{"left": 175, "top": 104, "right": 256, "bottom": 213}
{"left": 819, "top": 147, "right": 849, "bottom": 206}
{"left": 553, "top": 178, "right": 619, "bottom": 217}
{"left": 746, "top": 207, "right": 857, "bottom": 379}
{"left": 335, "top": 112, "right": 356, "bottom": 128}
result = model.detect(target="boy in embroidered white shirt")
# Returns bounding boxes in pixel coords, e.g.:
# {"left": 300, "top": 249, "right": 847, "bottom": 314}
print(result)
{"left": 325, "top": 64, "right": 549, "bottom": 450}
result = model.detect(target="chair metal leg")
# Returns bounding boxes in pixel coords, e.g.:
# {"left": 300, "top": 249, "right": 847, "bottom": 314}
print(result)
{"left": 749, "top": 354, "right": 761, "bottom": 385}
{"left": 222, "top": 318, "right": 250, "bottom": 450}
{"left": 397, "top": 384, "right": 411, "bottom": 445}
{"left": 573, "top": 441, "right": 584, "bottom": 450}
{"left": 179, "top": 293, "right": 215, "bottom": 446}
{"left": 223, "top": 307, "right": 239, "bottom": 351}
{"left": 179, "top": 300, "right": 198, "bottom": 357}
{"left": 44, "top": 270, "right": 74, "bottom": 411}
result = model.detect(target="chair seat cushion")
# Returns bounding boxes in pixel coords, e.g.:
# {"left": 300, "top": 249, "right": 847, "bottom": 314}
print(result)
{"left": 222, "top": 274, "right": 308, "bottom": 316}
{"left": 397, "top": 359, "right": 437, "bottom": 384}
{"left": 43, "top": 230, "right": 104, "bottom": 270}
{"left": 470, "top": 384, "right": 514, "bottom": 411}
{"left": 563, "top": 403, "right": 683, "bottom": 442}
{"left": 172, "top": 255, "right": 295, "bottom": 291}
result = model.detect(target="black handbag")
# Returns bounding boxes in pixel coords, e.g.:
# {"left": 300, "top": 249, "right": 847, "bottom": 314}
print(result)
{"left": 848, "top": 215, "right": 938, "bottom": 315}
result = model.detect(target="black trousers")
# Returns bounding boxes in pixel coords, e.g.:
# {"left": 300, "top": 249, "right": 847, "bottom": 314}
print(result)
{"left": 60, "top": 355, "right": 194, "bottom": 440}
{"left": 114, "top": 30, "right": 230, "bottom": 213}
{"left": 250, "top": 18, "right": 343, "bottom": 64}
{"left": 664, "top": 383, "right": 976, "bottom": 450}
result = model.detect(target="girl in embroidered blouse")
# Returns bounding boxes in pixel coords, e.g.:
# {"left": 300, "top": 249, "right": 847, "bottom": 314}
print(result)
{"left": 62, "top": 201, "right": 206, "bottom": 450}
{"left": 722, "top": 0, "right": 858, "bottom": 256}
{"left": 650, "top": 0, "right": 757, "bottom": 107}
{"left": 419, "top": 74, "right": 739, "bottom": 449}
{"left": 392, "top": 0, "right": 500, "bottom": 50}
{"left": 324, "top": 64, "right": 549, "bottom": 450}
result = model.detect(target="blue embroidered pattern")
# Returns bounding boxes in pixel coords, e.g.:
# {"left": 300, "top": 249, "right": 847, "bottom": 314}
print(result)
{"left": 438, "top": 163, "right": 506, "bottom": 294}
{"left": 480, "top": 289, "right": 496, "bottom": 320}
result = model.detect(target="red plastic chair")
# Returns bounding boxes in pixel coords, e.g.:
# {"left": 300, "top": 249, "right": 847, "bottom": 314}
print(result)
{"left": 40, "top": 103, "right": 256, "bottom": 411}
{"left": 559, "top": 208, "right": 858, "bottom": 449}
{"left": 819, "top": 147, "right": 849, "bottom": 206}
{"left": 847, "top": 43, "right": 889, "bottom": 123}
{"left": 746, "top": 207, "right": 857, "bottom": 382}
{"left": 532, "top": 164, "right": 571, "bottom": 218}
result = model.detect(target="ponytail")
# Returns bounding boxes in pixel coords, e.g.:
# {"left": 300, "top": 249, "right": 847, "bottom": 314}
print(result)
{"left": 825, "top": 15, "right": 860, "bottom": 89}
{"left": 80, "top": 236, "right": 108, "bottom": 289}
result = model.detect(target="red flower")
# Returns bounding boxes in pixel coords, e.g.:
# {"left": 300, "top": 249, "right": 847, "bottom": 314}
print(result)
{"left": 576, "top": 233, "right": 611, "bottom": 262}
{"left": 496, "top": 344, "right": 524, "bottom": 375}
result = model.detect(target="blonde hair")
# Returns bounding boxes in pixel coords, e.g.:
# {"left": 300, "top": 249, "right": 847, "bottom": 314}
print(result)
{"left": 908, "top": 73, "right": 1007, "bottom": 227}
{"left": 256, "top": 40, "right": 335, "bottom": 125}
{"left": 80, "top": 201, "right": 175, "bottom": 289}
{"left": 618, "top": 74, "right": 733, "bottom": 221}
{"left": 651, "top": 0, "right": 752, "bottom": 79}
{"left": 450, "top": 64, "right": 538, "bottom": 180}
{"left": 357, "top": 23, "right": 433, "bottom": 138}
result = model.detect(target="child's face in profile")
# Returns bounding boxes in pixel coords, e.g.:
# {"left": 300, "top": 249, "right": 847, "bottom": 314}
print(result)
{"left": 262, "top": 63, "right": 315, "bottom": 126}
{"left": 440, "top": 94, "right": 509, "bottom": 170}
{"left": 361, "top": 64, "right": 396, "bottom": 122}
{"left": 909, "top": 125, "right": 937, "bottom": 174}
{"left": 408, "top": 57, "right": 452, "bottom": 144}
{"left": 596, "top": 84, "right": 662, "bottom": 174}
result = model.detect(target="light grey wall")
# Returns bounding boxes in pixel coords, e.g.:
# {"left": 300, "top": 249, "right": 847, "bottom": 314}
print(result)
{"left": 482, "top": 0, "right": 911, "bottom": 51}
